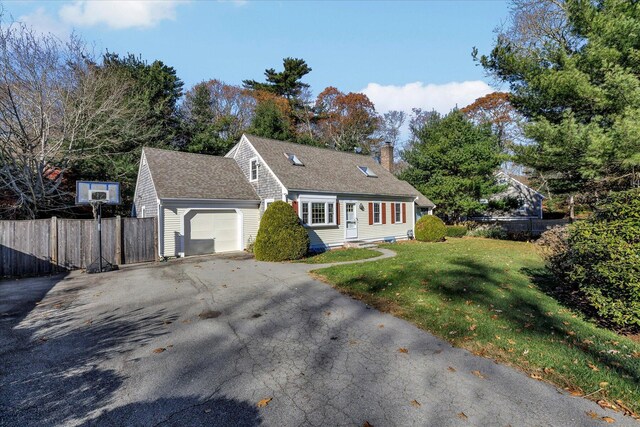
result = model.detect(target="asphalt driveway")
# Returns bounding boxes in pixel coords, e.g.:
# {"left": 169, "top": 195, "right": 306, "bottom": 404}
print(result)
{"left": 0, "top": 251, "right": 635, "bottom": 426}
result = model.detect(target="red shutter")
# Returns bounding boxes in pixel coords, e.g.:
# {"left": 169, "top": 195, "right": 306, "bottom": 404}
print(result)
{"left": 391, "top": 203, "right": 395, "bottom": 224}
{"left": 368, "top": 202, "right": 373, "bottom": 225}
{"left": 382, "top": 203, "right": 387, "bottom": 224}
{"left": 292, "top": 200, "right": 299, "bottom": 217}
{"left": 336, "top": 202, "right": 340, "bottom": 225}
{"left": 402, "top": 203, "right": 407, "bottom": 223}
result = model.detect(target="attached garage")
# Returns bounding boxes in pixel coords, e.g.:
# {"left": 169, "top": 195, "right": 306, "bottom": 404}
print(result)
{"left": 184, "top": 209, "right": 240, "bottom": 256}
{"left": 134, "top": 148, "right": 261, "bottom": 259}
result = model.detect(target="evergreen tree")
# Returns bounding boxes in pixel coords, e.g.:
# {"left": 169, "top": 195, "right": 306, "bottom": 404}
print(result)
{"left": 400, "top": 110, "right": 503, "bottom": 221}
{"left": 475, "top": 0, "right": 640, "bottom": 201}
{"left": 248, "top": 99, "right": 293, "bottom": 141}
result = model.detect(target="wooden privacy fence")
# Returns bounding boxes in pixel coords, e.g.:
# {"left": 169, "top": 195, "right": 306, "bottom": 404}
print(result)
{"left": 0, "top": 216, "right": 157, "bottom": 278}
{"left": 474, "top": 218, "right": 569, "bottom": 237}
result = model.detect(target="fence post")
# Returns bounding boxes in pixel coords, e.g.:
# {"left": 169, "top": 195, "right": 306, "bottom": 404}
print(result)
{"left": 115, "top": 215, "right": 123, "bottom": 265}
{"left": 50, "top": 216, "right": 58, "bottom": 270}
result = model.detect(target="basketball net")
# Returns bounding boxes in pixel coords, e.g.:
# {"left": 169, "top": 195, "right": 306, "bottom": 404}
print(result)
{"left": 90, "top": 200, "right": 105, "bottom": 219}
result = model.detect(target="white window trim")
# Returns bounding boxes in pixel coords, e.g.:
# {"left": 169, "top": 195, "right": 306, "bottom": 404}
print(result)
{"left": 394, "top": 203, "right": 402, "bottom": 223}
{"left": 264, "top": 198, "right": 274, "bottom": 210}
{"left": 249, "top": 157, "right": 259, "bottom": 182}
{"left": 140, "top": 206, "right": 146, "bottom": 218}
{"left": 298, "top": 195, "right": 337, "bottom": 227}
{"left": 372, "top": 202, "right": 382, "bottom": 225}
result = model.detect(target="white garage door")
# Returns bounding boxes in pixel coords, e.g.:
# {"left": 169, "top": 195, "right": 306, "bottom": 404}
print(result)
{"left": 185, "top": 210, "right": 239, "bottom": 256}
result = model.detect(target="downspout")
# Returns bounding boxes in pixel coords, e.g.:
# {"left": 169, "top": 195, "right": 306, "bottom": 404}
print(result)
{"left": 157, "top": 199, "right": 163, "bottom": 258}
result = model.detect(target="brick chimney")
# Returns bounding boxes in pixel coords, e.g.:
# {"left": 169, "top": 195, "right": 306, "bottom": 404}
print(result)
{"left": 380, "top": 141, "right": 394, "bottom": 173}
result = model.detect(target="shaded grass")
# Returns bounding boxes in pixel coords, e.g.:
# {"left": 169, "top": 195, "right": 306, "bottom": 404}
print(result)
{"left": 298, "top": 248, "right": 381, "bottom": 264}
{"left": 313, "top": 238, "right": 640, "bottom": 416}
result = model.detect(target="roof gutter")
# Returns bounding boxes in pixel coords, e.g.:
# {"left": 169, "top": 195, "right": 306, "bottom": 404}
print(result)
{"left": 286, "top": 188, "right": 417, "bottom": 199}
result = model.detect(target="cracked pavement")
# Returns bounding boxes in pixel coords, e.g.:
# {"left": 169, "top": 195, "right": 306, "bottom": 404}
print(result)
{"left": 0, "top": 251, "right": 636, "bottom": 426}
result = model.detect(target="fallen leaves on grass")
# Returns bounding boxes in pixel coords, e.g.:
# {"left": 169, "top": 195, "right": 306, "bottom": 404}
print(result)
{"left": 256, "top": 397, "right": 272, "bottom": 408}
{"left": 566, "top": 388, "right": 583, "bottom": 396}
{"left": 410, "top": 399, "right": 421, "bottom": 408}
{"left": 457, "top": 412, "right": 468, "bottom": 420}
{"left": 152, "top": 347, "right": 165, "bottom": 354}
{"left": 471, "top": 370, "right": 486, "bottom": 379}
{"left": 469, "top": 324, "right": 477, "bottom": 331}
{"left": 398, "top": 347, "right": 409, "bottom": 354}
{"left": 587, "top": 363, "right": 600, "bottom": 372}
{"left": 530, "top": 373, "right": 543, "bottom": 380}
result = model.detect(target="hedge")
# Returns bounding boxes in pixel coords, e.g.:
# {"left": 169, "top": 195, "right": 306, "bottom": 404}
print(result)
{"left": 415, "top": 215, "right": 446, "bottom": 242}
{"left": 254, "top": 201, "right": 309, "bottom": 262}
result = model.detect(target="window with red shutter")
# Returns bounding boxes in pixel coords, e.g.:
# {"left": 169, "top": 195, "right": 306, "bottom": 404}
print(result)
{"left": 368, "top": 203, "right": 373, "bottom": 225}
{"left": 402, "top": 203, "right": 407, "bottom": 223}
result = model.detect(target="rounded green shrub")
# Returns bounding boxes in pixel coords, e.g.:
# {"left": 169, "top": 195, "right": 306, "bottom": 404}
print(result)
{"left": 561, "top": 190, "right": 640, "bottom": 328}
{"left": 446, "top": 225, "right": 467, "bottom": 238}
{"left": 254, "top": 201, "right": 309, "bottom": 262}
{"left": 415, "top": 215, "right": 447, "bottom": 242}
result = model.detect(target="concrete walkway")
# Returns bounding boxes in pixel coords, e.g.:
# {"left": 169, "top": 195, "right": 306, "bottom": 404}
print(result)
{"left": 1, "top": 250, "right": 636, "bottom": 426}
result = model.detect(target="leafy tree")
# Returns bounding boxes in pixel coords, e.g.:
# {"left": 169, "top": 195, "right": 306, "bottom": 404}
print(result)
{"left": 475, "top": 0, "right": 640, "bottom": 202}
{"left": 181, "top": 80, "right": 255, "bottom": 155}
{"left": 0, "top": 23, "right": 149, "bottom": 219}
{"left": 461, "top": 92, "right": 524, "bottom": 152}
{"left": 399, "top": 110, "right": 503, "bottom": 221}
{"left": 314, "top": 86, "right": 380, "bottom": 153}
{"left": 378, "top": 110, "right": 406, "bottom": 146}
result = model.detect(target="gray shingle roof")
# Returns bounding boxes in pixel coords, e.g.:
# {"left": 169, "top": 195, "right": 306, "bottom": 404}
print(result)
{"left": 143, "top": 147, "right": 259, "bottom": 201}
{"left": 244, "top": 134, "right": 435, "bottom": 206}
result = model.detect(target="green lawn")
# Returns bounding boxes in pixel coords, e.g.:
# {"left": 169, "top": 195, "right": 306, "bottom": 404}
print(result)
{"left": 299, "top": 248, "right": 381, "bottom": 264}
{"left": 313, "top": 238, "right": 640, "bottom": 416}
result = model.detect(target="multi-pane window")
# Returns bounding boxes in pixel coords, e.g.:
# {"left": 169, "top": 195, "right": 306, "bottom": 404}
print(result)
{"left": 395, "top": 203, "right": 402, "bottom": 223}
{"left": 250, "top": 158, "right": 258, "bottom": 181}
{"left": 373, "top": 202, "right": 381, "bottom": 224}
{"left": 300, "top": 200, "right": 336, "bottom": 226}
{"left": 311, "top": 202, "right": 325, "bottom": 224}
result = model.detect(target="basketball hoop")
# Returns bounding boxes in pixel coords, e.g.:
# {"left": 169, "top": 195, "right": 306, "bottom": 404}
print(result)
{"left": 76, "top": 181, "right": 121, "bottom": 274}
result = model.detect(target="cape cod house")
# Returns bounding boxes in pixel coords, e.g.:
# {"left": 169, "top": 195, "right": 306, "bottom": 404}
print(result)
{"left": 133, "top": 134, "right": 435, "bottom": 257}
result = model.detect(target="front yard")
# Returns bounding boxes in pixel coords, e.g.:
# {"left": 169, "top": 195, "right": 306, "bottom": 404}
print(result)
{"left": 313, "top": 238, "right": 640, "bottom": 416}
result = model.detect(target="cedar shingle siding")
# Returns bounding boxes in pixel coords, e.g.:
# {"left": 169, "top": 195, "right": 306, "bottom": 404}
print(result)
{"left": 233, "top": 138, "right": 284, "bottom": 212}
{"left": 133, "top": 153, "right": 158, "bottom": 218}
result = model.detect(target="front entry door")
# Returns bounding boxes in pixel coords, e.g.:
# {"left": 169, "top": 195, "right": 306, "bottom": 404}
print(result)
{"left": 345, "top": 203, "right": 358, "bottom": 239}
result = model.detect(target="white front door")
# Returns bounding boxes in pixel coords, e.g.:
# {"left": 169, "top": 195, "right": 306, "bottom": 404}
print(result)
{"left": 345, "top": 203, "right": 358, "bottom": 239}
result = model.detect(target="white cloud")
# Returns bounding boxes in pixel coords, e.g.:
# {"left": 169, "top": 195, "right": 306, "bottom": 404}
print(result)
{"left": 59, "top": 1, "right": 187, "bottom": 30}
{"left": 361, "top": 80, "right": 494, "bottom": 115}
{"left": 18, "top": 7, "right": 70, "bottom": 39}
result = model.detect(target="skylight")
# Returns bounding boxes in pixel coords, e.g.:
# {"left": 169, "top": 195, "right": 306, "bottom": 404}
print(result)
{"left": 358, "top": 166, "right": 377, "bottom": 177}
{"left": 285, "top": 152, "right": 304, "bottom": 166}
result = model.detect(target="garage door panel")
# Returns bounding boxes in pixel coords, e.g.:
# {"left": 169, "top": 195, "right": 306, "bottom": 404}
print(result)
{"left": 185, "top": 210, "right": 239, "bottom": 256}
{"left": 188, "top": 239, "right": 215, "bottom": 256}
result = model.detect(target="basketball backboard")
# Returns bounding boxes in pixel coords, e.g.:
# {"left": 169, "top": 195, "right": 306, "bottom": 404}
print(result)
{"left": 76, "top": 181, "right": 121, "bottom": 205}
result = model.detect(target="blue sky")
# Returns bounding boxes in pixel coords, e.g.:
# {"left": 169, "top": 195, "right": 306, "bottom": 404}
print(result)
{"left": 7, "top": 0, "right": 510, "bottom": 115}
